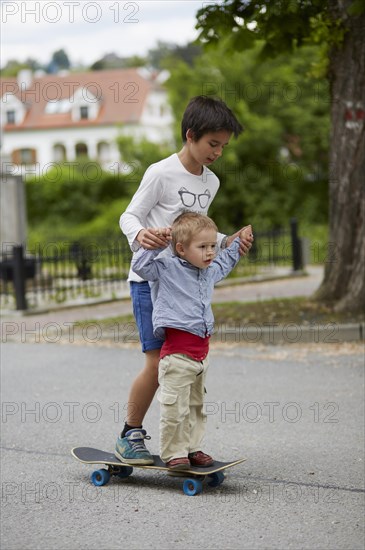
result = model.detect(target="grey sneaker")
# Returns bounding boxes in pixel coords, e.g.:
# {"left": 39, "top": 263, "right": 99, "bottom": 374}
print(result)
{"left": 115, "top": 429, "right": 154, "bottom": 465}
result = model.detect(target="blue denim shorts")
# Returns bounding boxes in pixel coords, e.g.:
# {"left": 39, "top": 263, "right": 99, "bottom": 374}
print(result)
{"left": 130, "top": 281, "right": 164, "bottom": 353}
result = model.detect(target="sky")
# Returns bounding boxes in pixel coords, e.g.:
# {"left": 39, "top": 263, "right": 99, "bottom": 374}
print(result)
{"left": 1, "top": 0, "right": 215, "bottom": 67}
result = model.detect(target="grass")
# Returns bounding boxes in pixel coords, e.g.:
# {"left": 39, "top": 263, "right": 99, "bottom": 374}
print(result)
{"left": 212, "top": 297, "right": 364, "bottom": 326}
{"left": 75, "top": 297, "right": 364, "bottom": 330}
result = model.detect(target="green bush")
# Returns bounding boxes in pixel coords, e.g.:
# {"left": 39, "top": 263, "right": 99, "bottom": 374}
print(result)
{"left": 26, "top": 138, "right": 172, "bottom": 246}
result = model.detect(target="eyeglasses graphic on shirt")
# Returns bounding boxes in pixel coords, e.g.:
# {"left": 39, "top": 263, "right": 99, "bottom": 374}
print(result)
{"left": 178, "top": 187, "right": 211, "bottom": 208}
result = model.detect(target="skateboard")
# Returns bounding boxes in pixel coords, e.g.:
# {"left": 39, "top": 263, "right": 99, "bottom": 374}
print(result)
{"left": 71, "top": 447, "right": 246, "bottom": 496}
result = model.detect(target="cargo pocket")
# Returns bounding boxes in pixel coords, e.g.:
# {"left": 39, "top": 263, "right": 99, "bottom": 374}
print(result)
{"left": 157, "top": 390, "right": 178, "bottom": 406}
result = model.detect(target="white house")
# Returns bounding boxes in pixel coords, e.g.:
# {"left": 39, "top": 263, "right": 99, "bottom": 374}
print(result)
{"left": 0, "top": 68, "right": 174, "bottom": 177}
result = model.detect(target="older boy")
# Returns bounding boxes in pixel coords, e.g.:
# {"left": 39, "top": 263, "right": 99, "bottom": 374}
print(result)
{"left": 116, "top": 96, "right": 253, "bottom": 465}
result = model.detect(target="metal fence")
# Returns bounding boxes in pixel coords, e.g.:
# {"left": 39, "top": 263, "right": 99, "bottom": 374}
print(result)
{"left": 0, "top": 219, "right": 304, "bottom": 311}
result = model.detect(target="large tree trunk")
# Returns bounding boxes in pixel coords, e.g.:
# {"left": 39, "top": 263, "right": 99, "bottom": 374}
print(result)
{"left": 315, "top": 0, "right": 365, "bottom": 312}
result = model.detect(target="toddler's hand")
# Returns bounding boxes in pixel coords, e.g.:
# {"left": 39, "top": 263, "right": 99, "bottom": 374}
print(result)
{"left": 239, "top": 225, "right": 253, "bottom": 256}
{"left": 225, "top": 225, "right": 253, "bottom": 255}
{"left": 240, "top": 225, "right": 253, "bottom": 241}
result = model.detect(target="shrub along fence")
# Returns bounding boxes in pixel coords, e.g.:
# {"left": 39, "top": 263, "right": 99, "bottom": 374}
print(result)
{"left": 0, "top": 219, "right": 304, "bottom": 311}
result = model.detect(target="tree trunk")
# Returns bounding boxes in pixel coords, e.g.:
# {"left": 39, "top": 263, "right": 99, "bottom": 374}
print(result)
{"left": 315, "top": 0, "right": 365, "bottom": 312}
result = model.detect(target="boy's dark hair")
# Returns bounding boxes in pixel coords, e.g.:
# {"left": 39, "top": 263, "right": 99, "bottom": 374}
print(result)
{"left": 181, "top": 96, "right": 244, "bottom": 142}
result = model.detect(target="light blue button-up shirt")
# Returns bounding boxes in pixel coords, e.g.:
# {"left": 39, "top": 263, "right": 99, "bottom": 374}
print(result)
{"left": 131, "top": 239, "right": 241, "bottom": 340}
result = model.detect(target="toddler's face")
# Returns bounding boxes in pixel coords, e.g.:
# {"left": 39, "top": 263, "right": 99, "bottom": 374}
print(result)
{"left": 177, "top": 228, "right": 218, "bottom": 269}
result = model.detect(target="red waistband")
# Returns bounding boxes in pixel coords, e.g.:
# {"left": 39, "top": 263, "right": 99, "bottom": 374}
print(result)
{"left": 160, "top": 328, "right": 209, "bottom": 362}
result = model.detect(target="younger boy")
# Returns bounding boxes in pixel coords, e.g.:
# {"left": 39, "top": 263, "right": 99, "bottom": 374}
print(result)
{"left": 129, "top": 212, "right": 253, "bottom": 469}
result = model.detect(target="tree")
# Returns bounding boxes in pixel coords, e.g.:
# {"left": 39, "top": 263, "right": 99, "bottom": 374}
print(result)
{"left": 90, "top": 53, "right": 146, "bottom": 71}
{"left": 148, "top": 41, "right": 177, "bottom": 69}
{"left": 0, "top": 59, "right": 30, "bottom": 76}
{"left": 196, "top": 0, "right": 365, "bottom": 313}
{"left": 148, "top": 41, "right": 202, "bottom": 69}
{"left": 50, "top": 49, "right": 71, "bottom": 71}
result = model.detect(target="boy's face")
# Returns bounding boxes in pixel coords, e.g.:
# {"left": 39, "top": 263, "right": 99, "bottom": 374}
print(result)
{"left": 187, "top": 130, "right": 232, "bottom": 166}
{"left": 176, "top": 228, "right": 218, "bottom": 269}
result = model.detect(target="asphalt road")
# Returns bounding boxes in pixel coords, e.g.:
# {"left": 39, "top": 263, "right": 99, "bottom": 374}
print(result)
{"left": 1, "top": 341, "right": 364, "bottom": 550}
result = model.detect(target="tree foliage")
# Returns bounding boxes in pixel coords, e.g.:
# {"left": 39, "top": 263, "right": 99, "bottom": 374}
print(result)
{"left": 90, "top": 53, "right": 146, "bottom": 71}
{"left": 116, "top": 135, "right": 172, "bottom": 171}
{"left": 196, "top": 0, "right": 347, "bottom": 63}
{"left": 165, "top": 39, "right": 329, "bottom": 232}
{"left": 148, "top": 41, "right": 202, "bottom": 69}
{"left": 51, "top": 49, "right": 71, "bottom": 70}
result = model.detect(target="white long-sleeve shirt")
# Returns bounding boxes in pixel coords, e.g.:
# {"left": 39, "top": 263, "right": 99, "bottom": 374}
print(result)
{"left": 120, "top": 153, "right": 224, "bottom": 282}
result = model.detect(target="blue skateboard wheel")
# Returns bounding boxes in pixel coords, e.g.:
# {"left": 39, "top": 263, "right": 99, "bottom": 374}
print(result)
{"left": 91, "top": 468, "right": 110, "bottom": 486}
{"left": 117, "top": 466, "right": 134, "bottom": 479}
{"left": 207, "top": 471, "right": 225, "bottom": 487}
{"left": 183, "top": 478, "right": 203, "bottom": 496}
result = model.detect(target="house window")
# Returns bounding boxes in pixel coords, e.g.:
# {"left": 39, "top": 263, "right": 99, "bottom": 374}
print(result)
{"left": 6, "top": 110, "right": 16, "bottom": 124}
{"left": 80, "top": 106, "right": 89, "bottom": 120}
{"left": 53, "top": 144, "right": 66, "bottom": 163}
{"left": 20, "top": 149, "right": 34, "bottom": 165}
{"left": 97, "top": 142, "right": 110, "bottom": 163}
{"left": 11, "top": 148, "right": 36, "bottom": 165}
{"left": 75, "top": 143, "right": 88, "bottom": 158}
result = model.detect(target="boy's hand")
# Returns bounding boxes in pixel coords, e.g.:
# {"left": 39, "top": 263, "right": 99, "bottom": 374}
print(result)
{"left": 226, "top": 225, "right": 253, "bottom": 256}
{"left": 136, "top": 227, "right": 172, "bottom": 249}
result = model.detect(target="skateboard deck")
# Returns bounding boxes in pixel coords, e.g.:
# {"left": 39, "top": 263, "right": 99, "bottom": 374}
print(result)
{"left": 71, "top": 447, "right": 246, "bottom": 496}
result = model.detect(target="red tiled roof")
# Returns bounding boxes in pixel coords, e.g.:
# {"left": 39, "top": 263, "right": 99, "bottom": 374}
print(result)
{"left": 1, "top": 68, "right": 156, "bottom": 131}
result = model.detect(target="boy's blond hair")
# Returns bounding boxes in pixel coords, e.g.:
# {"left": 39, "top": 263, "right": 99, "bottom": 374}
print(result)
{"left": 171, "top": 212, "right": 218, "bottom": 254}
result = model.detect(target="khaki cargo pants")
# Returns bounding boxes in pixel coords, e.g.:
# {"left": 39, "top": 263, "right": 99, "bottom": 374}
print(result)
{"left": 157, "top": 353, "right": 209, "bottom": 463}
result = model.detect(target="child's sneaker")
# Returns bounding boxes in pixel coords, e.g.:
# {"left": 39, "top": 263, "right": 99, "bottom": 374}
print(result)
{"left": 166, "top": 457, "right": 191, "bottom": 470}
{"left": 188, "top": 451, "right": 214, "bottom": 467}
{"left": 115, "top": 429, "right": 154, "bottom": 465}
